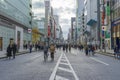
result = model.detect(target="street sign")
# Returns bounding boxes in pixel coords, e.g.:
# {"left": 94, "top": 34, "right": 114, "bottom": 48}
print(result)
{"left": 28, "top": 29, "right": 32, "bottom": 33}
{"left": 102, "top": 26, "right": 106, "bottom": 31}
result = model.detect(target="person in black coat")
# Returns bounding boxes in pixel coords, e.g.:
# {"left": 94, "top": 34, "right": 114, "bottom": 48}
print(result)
{"left": 7, "top": 44, "right": 12, "bottom": 59}
{"left": 85, "top": 46, "right": 88, "bottom": 56}
{"left": 65, "top": 44, "right": 68, "bottom": 53}
{"left": 12, "top": 43, "right": 17, "bottom": 59}
{"left": 63, "top": 44, "right": 65, "bottom": 52}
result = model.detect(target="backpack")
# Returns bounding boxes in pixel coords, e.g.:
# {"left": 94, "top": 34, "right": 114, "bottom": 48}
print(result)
{"left": 50, "top": 45, "right": 55, "bottom": 52}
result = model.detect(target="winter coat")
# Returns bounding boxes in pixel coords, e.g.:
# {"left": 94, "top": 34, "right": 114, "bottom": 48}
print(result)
{"left": 50, "top": 45, "right": 55, "bottom": 53}
{"left": 12, "top": 43, "right": 17, "bottom": 53}
{"left": 6, "top": 45, "right": 12, "bottom": 57}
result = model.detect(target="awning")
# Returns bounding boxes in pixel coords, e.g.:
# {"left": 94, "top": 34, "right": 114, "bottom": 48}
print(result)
{"left": 87, "top": 19, "right": 97, "bottom": 26}
{"left": 84, "top": 30, "right": 91, "bottom": 36}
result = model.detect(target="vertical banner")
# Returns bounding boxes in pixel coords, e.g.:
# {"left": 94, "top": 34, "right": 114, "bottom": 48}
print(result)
{"left": 48, "top": 25, "right": 50, "bottom": 37}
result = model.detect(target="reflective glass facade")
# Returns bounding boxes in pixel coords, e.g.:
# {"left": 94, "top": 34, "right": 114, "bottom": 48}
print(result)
{"left": 0, "top": 0, "right": 32, "bottom": 50}
{"left": 111, "top": 0, "right": 120, "bottom": 49}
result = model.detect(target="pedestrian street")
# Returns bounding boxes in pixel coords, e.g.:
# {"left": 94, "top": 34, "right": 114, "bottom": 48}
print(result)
{"left": 0, "top": 49, "right": 120, "bottom": 80}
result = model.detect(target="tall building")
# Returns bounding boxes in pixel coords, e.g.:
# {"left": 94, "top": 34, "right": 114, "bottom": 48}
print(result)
{"left": 45, "top": 0, "right": 51, "bottom": 37}
{"left": 111, "top": 0, "right": 120, "bottom": 49}
{"left": 32, "top": 0, "right": 45, "bottom": 43}
{"left": 85, "top": 0, "right": 98, "bottom": 46}
{"left": 71, "top": 17, "right": 76, "bottom": 41}
{"left": 76, "top": 0, "right": 84, "bottom": 44}
{"left": 53, "top": 15, "right": 59, "bottom": 39}
{"left": 0, "top": 0, "right": 32, "bottom": 51}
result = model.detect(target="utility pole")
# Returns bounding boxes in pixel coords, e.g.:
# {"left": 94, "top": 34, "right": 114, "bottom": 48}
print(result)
{"left": 109, "top": 0, "right": 112, "bottom": 50}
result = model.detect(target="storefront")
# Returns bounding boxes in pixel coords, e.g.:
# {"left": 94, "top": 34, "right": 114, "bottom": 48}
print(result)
{"left": 112, "top": 18, "right": 120, "bottom": 49}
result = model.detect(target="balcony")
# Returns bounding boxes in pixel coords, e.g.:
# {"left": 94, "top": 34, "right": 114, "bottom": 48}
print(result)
{"left": 113, "top": 2, "right": 120, "bottom": 9}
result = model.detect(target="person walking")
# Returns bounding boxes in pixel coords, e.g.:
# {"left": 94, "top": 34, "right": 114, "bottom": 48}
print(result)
{"left": 63, "top": 44, "right": 65, "bottom": 52}
{"left": 114, "top": 45, "right": 119, "bottom": 59}
{"left": 6, "top": 43, "right": 12, "bottom": 59}
{"left": 49, "top": 44, "right": 55, "bottom": 61}
{"left": 29, "top": 42, "right": 32, "bottom": 53}
{"left": 69, "top": 44, "right": 71, "bottom": 52}
{"left": 65, "top": 44, "right": 68, "bottom": 53}
{"left": 12, "top": 42, "right": 17, "bottom": 59}
{"left": 43, "top": 43, "right": 48, "bottom": 62}
{"left": 85, "top": 45, "right": 88, "bottom": 56}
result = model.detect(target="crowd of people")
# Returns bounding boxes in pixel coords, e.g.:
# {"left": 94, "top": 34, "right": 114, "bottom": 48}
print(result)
{"left": 6, "top": 39, "right": 98, "bottom": 61}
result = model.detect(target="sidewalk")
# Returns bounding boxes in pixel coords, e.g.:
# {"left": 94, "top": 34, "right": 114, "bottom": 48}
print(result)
{"left": 0, "top": 48, "right": 35, "bottom": 59}
{"left": 95, "top": 49, "right": 114, "bottom": 57}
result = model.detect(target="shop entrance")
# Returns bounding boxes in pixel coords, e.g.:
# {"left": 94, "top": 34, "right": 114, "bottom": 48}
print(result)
{"left": 0, "top": 37, "right": 3, "bottom": 51}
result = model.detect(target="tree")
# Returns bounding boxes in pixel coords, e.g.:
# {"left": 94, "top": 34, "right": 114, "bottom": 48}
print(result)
{"left": 32, "top": 27, "right": 40, "bottom": 43}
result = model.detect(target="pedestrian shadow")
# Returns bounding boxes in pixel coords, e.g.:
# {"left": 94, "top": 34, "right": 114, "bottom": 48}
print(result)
{"left": 0, "top": 57, "right": 15, "bottom": 62}
{"left": 86, "top": 54, "right": 98, "bottom": 57}
{"left": 41, "top": 60, "right": 55, "bottom": 66}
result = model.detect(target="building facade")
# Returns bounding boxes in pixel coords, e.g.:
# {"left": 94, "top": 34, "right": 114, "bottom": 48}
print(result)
{"left": 71, "top": 17, "right": 76, "bottom": 42}
{"left": 111, "top": 0, "right": 120, "bottom": 49}
{"left": 0, "top": 0, "right": 32, "bottom": 51}
{"left": 76, "top": 0, "right": 84, "bottom": 44}
{"left": 32, "top": 0, "right": 45, "bottom": 43}
{"left": 53, "top": 15, "right": 59, "bottom": 40}
{"left": 85, "top": 0, "right": 98, "bottom": 46}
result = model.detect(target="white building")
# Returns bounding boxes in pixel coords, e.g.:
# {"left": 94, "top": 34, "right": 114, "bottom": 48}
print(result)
{"left": 76, "top": 0, "right": 85, "bottom": 45}
{"left": 84, "top": 0, "right": 98, "bottom": 45}
{"left": 53, "top": 15, "right": 59, "bottom": 39}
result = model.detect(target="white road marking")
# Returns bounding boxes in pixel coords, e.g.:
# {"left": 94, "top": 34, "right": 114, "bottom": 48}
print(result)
{"left": 90, "top": 57, "right": 109, "bottom": 66}
{"left": 71, "top": 50, "right": 77, "bottom": 55}
{"left": 59, "top": 62, "right": 69, "bottom": 66}
{"left": 55, "top": 75, "right": 69, "bottom": 80}
{"left": 61, "top": 59, "right": 67, "bottom": 62}
{"left": 58, "top": 67, "right": 72, "bottom": 73}
{"left": 49, "top": 53, "right": 63, "bottom": 80}
{"left": 49, "top": 52, "right": 79, "bottom": 80}
{"left": 64, "top": 54, "right": 79, "bottom": 80}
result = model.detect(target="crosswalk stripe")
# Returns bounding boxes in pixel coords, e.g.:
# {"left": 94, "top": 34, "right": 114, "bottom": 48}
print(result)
{"left": 49, "top": 51, "right": 79, "bottom": 80}
{"left": 59, "top": 62, "right": 69, "bottom": 66}
{"left": 64, "top": 54, "right": 79, "bottom": 80}
{"left": 49, "top": 53, "right": 63, "bottom": 80}
{"left": 61, "top": 59, "right": 68, "bottom": 62}
{"left": 58, "top": 67, "right": 72, "bottom": 73}
{"left": 55, "top": 75, "right": 69, "bottom": 80}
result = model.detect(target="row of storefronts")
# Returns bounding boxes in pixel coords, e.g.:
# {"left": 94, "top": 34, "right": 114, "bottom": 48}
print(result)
{"left": 112, "top": 18, "right": 120, "bottom": 49}
{"left": 111, "top": 0, "right": 120, "bottom": 49}
{"left": 0, "top": 15, "right": 31, "bottom": 51}
{"left": 0, "top": 0, "right": 32, "bottom": 51}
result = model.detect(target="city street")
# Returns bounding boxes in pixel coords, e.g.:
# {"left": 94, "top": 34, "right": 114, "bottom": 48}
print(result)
{"left": 0, "top": 49, "right": 120, "bottom": 80}
{"left": 0, "top": 0, "right": 120, "bottom": 80}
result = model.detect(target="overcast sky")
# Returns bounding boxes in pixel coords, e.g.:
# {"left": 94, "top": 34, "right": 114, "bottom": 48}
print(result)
{"left": 51, "top": 0, "right": 76, "bottom": 39}
{"left": 32, "top": 0, "right": 76, "bottom": 39}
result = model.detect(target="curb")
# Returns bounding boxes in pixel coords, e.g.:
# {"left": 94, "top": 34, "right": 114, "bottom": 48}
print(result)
{"left": 0, "top": 50, "right": 36, "bottom": 59}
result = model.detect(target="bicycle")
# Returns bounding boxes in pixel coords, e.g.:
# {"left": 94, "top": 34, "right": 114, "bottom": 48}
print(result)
{"left": 44, "top": 52, "right": 48, "bottom": 62}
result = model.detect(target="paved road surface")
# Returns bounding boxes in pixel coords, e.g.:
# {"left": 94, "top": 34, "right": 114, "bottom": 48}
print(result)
{"left": 0, "top": 49, "right": 120, "bottom": 80}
